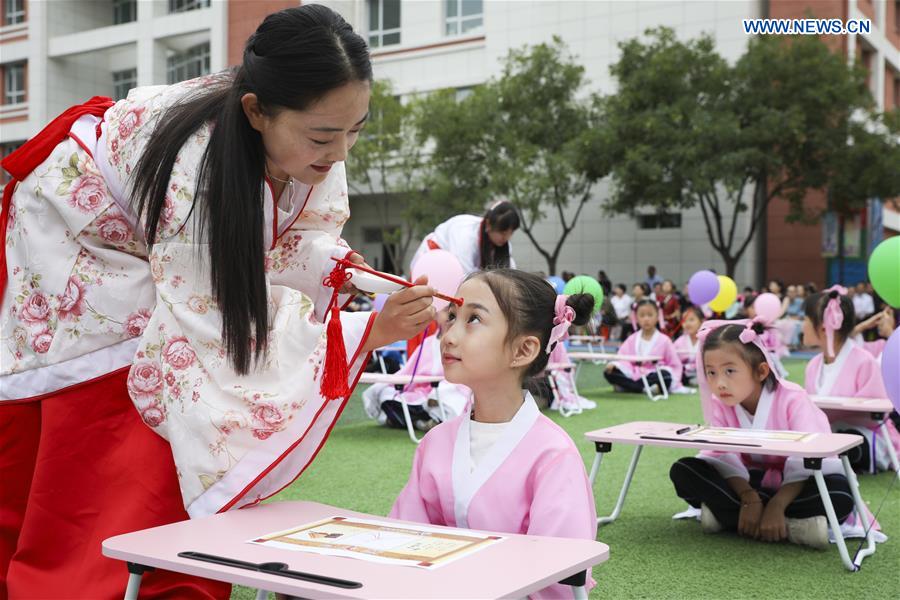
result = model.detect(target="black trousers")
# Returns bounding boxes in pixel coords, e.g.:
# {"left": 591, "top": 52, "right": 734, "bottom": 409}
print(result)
{"left": 604, "top": 367, "right": 671, "bottom": 394}
{"left": 669, "top": 457, "right": 854, "bottom": 530}
{"left": 381, "top": 399, "right": 430, "bottom": 429}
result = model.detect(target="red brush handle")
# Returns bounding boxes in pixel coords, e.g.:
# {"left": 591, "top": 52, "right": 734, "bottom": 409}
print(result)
{"left": 330, "top": 257, "right": 463, "bottom": 306}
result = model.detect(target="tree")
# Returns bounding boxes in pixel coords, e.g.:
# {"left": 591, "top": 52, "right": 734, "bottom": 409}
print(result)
{"left": 599, "top": 28, "right": 880, "bottom": 278}
{"left": 345, "top": 80, "right": 431, "bottom": 273}
{"left": 824, "top": 111, "right": 900, "bottom": 281}
{"left": 418, "top": 38, "right": 608, "bottom": 275}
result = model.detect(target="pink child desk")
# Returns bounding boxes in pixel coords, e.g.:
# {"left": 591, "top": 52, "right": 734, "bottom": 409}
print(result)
{"left": 584, "top": 421, "right": 875, "bottom": 572}
{"left": 102, "top": 500, "right": 609, "bottom": 600}
{"left": 358, "top": 372, "right": 445, "bottom": 443}
{"left": 810, "top": 394, "right": 900, "bottom": 476}
{"left": 567, "top": 351, "right": 669, "bottom": 401}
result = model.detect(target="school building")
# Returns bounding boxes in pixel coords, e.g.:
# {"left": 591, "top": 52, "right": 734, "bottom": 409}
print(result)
{"left": 2, "top": 0, "right": 898, "bottom": 288}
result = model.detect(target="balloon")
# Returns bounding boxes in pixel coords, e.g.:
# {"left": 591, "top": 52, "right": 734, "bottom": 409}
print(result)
{"left": 868, "top": 237, "right": 900, "bottom": 308}
{"left": 688, "top": 270, "right": 720, "bottom": 305}
{"left": 373, "top": 293, "right": 388, "bottom": 312}
{"left": 753, "top": 292, "right": 782, "bottom": 324}
{"left": 708, "top": 275, "right": 737, "bottom": 313}
{"left": 411, "top": 249, "right": 465, "bottom": 311}
{"left": 883, "top": 329, "right": 900, "bottom": 413}
{"left": 547, "top": 276, "right": 566, "bottom": 294}
{"left": 563, "top": 275, "right": 603, "bottom": 313}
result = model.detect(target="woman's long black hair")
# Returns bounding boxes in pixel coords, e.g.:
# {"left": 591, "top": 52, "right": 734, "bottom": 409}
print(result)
{"left": 130, "top": 5, "right": 372, "bottom": 374}
{"left": 479, "top": 201, "right": 520, "bottom": 269}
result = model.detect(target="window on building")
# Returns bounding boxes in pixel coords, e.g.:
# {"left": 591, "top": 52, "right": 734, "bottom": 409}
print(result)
{"left": 167, "top": 42, "right": 210, "bottom": 84}
{"left": 4, "top": 62, "right": 26, "bottom": 105}
{"left": 168, "top": 0, "right": 210, "bottom": 13}
{"left": 1, "top": 141, "right": 23, "bottom": 187}
{"left": 445, "top": 0, "right": 483, "bottom": 36}
{"left": 896, "top": 1, "right": 900, "bottom": 33}
{"left": 368, "top": 0, "right": 400, "bottom": 48}
{"left": 4, "top": 0, "right": 25, "bottom": 25}
{"left": 455, "top": 86, "right": 474, "bottom": 101}
{"left": 113, "top": 0, "right": 137, "bottom": 25}
{"left": 637, "top": 212, "right": 681, "bottom": 229}
{"left": 112, "top": 68, "right": 137, "bottom": 101}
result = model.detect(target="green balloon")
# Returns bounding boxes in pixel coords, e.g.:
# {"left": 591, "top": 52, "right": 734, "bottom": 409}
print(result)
{"left": 563, "top": 276, "right": 604, "bottom": 314}
{"left": 869, "top": 237, "right": 900, "bottom": 308}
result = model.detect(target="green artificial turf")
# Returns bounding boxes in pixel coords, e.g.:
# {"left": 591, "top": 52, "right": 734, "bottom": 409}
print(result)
{"left": 232, "top": 358, "right": 897, "bottom": 599}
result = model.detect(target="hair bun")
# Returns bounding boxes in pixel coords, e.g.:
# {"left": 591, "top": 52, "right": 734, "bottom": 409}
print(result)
{"left": 828, "top": 290, "right": 840, "bottom": 299}
{"left": 566, "top": 293, "right": 595, "bottom": 326}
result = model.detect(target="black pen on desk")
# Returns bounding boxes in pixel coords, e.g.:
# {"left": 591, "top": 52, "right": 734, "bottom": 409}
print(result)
{"left": 674, "top": 425, "right": 698, "bottom": 435}
{"left": 638, "top": 435, "right": 762, "bottom": 447}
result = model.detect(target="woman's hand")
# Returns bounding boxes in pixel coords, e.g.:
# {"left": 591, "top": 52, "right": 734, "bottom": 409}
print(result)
{"left": 604, "top": 363, "right": 616, "bottom": 373}
{"left": 852, "top": 312, "right": 882, "bottom": 336}
{"left": 737, "top": 491, "right": 763, "bottom": 538}
{"left": 758, "top": 500, "right": 788, "bottom": 542}
{"left": 362, "top": 276, "right": 436, "bottom": 352}
{"left": 340, "top": 252, "right": 371, "bottom": 295}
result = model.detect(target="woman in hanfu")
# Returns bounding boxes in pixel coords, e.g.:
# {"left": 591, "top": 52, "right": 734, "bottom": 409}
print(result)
{"left": 0, "top": 6, "right": 435, "bottom": 598}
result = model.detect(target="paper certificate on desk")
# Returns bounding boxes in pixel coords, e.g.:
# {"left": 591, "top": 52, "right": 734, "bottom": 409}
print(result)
{"left": 249, "top": 516, "right": 503, "bottom": 569}
{"left": 683, "top": 426, "right": 815, "bottom": 443}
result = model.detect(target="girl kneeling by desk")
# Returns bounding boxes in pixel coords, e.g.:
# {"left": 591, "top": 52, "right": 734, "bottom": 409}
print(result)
{"left": 604, "top": 299, "right": 682, "bottom": 394}
{"left": 669, "top": 319, "right": 853, "bottom": 549}
{"left": 391, "top": 269, "right": 598, "bottom": 599}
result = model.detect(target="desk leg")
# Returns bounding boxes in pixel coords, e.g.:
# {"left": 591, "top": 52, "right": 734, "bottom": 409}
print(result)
{"left": 124, "top": 563, "right": 152, "bottom": 600}
{"left": 639, "top": 372, "right": 656, "bottom": 402}
{"left": 811, "top": 468, "right": 856, "bottom": 572}
{"left": 654, "top": 365, "right": 669, "bottom": 400}
{"left": 841, "top": 455, "right": 877, "bottom": 568}
{"left": 595, "top": 445, "right": 643, "bottom": 526}
{"left": 877, "top": 419, "right": 900, "bottom": 478}
{"left": 254, "top": 589, "right": 269, "bottom": 600}
{"left": 396, "top": 385, "right": 421, "bottom": 444}
{"left": 573, "top": 585, "right": 588, "bottom": 600}
{"left": 568, "top": 366, "right": 583, "bottom": 400}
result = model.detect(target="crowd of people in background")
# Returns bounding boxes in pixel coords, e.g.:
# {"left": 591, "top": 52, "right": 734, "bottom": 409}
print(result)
{"left": 559, "top": 265, "right": 897, "bottom": 354}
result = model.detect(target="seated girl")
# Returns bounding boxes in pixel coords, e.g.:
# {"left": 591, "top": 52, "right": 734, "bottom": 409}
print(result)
{"left": 802, "top": 287, "right": 899, "bottom": 473}
{"left": 670, "top": 319, "right": 854, "bottom": 549}
{"left": 604, "top": 299, "right": 682, "bottom": 395}
{"left": 390, "top": 269, "right": 598, "bottom": 599}
{"left": 851, "top": 306, "right": 896, "bottom": 362}
{"left": 673, "top": 306, "right": 704, "bottom": 388}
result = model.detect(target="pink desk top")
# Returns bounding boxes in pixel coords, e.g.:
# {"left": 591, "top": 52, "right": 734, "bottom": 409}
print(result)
{"left": 585, "top": 421, "right": 862, "bottom": 457}
{"left": 358, "top": 373, "right": 444, "bottom": 386}
{"left": 568, "top": 351, "right": 662, "bottom": 363}
{"left": 103, "top": 501, "right": 609, "bottom": 599}
{"left": 810, "top": 395, "right": 894, "bottom": 413}
{"left": 546, "top": 362, "right": 575, "bottom": 371}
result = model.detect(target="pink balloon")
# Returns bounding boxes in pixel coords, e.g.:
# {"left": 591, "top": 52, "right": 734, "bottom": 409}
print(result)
{"left": 373, "top": 293, "right": 388, "bottom": 312}
{"left": 754, "top": 293, "right": 782, "bottom": 324}
{"left": 411, "top": 250, "right": 465, "bottom": 311}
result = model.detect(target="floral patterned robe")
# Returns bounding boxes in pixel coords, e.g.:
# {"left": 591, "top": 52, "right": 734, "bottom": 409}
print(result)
{"left": 1, "top": 76, "right": 375, "bottom": 517}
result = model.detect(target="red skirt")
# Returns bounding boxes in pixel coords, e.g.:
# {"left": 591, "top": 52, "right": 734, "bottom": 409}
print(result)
{"left": 0, "top": 368, "right": 230, "bottom": 599}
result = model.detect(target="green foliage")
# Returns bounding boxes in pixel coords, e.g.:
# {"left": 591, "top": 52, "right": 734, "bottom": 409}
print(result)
{"left": 599, "top": 28, "right": 898, "bottom": 277}
{"left": 417, "top": 38, "right": 608, "bottom": 274}
{"left": 345, "top": 80, "right": 433, "bottom": 272}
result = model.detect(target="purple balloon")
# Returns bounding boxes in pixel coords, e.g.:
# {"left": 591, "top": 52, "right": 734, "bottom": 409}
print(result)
{"left": 688, "top": 270, "right": 720, "bottom": 305}
{"left": 373, "top": 293, "right": 388, "bottom": 312}
{"left": 883, "top": 329, "right": 900, "bottom": 413}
